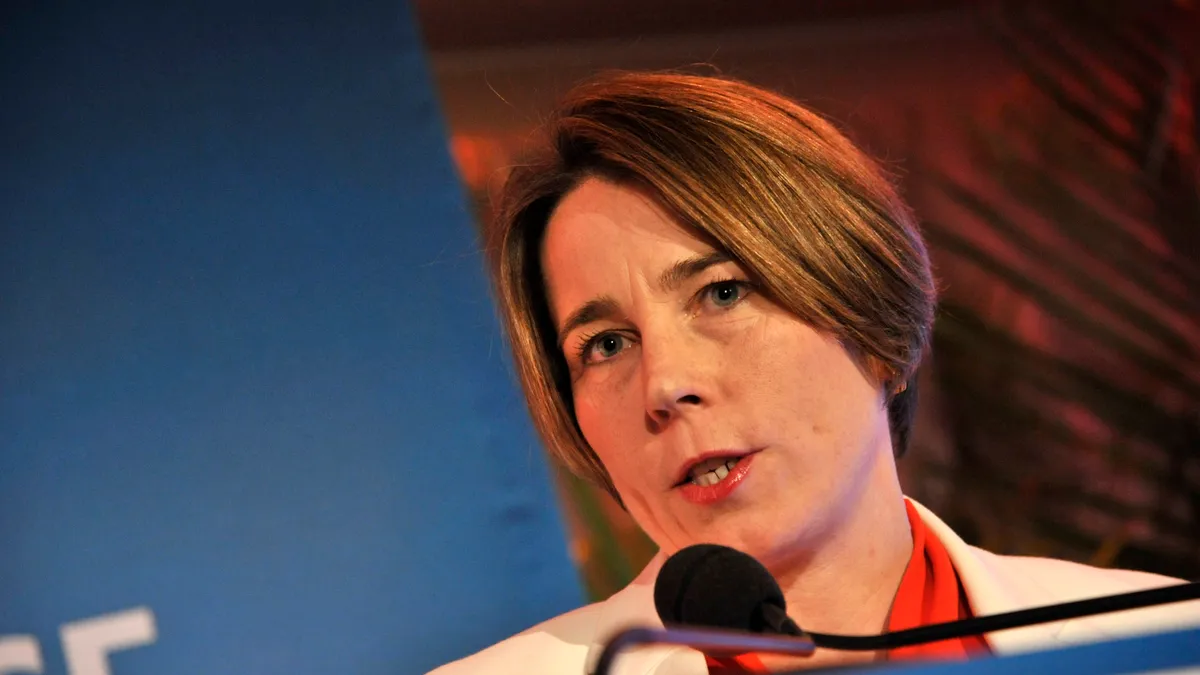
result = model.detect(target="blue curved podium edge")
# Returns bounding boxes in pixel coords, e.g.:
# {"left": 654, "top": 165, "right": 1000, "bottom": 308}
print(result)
{"left": 802, "top": 628, "right": 1200, "bottom": 674}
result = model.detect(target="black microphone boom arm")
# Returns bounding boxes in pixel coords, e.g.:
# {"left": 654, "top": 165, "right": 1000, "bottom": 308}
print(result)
{"left": 596, "top": 581, "right": 1200, "bottom": 675}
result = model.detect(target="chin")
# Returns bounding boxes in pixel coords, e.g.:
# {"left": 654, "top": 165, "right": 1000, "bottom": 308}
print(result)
{"left": 722, "top": 522, "right": 822, "bottom": 570}
{"left": 696, "top": 527, "right": 781, "bottom": 562}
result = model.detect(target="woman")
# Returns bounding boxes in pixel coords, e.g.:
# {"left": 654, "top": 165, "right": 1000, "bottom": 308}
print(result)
{"left": 431, "top": 72, "right": 1197, "bottom": 674}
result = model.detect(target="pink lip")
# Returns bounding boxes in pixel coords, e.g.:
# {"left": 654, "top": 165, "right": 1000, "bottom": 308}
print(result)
{"left": 674, "top": 451, "right": 759, "bottom": 506}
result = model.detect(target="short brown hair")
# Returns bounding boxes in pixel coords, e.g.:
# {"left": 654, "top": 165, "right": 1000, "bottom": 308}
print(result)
{"left": 488, "top": 71, "right": 935, "bottom": 500}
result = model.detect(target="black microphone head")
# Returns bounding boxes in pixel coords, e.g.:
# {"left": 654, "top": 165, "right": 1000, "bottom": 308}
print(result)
{"left": 654, "top": 543, "right": 788, "bottom": 634}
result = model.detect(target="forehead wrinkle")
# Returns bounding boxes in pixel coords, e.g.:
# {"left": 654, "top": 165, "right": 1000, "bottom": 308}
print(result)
{"left": 543, "top": 178, "right": 722, "bottom": 346}
{"left": 551, "top": 249, "right": 641, "bottom": 349}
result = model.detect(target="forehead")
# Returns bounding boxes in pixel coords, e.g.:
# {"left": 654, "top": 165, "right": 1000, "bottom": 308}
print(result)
{"left": 540, "top": 179, "right": 713, "bottom": 314}
{"left": 542, "top": 178, "right": 707, "bottom": 267}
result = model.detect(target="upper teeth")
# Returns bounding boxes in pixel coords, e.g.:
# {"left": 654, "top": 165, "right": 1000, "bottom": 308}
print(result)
{"left": 689, "top": 457, "right": 739, "bottom": 486}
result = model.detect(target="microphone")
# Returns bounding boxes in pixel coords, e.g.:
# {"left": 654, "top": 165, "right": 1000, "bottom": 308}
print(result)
{"left": 652, "top": 543, "right": 802, "bottom": 636}
{"left": 591, "top": 544, "right": 1200, "bottom": 675}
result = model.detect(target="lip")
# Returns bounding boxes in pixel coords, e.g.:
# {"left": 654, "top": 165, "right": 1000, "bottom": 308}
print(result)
{"left": 676, "top": 452, "right": 757, "bottom": 505}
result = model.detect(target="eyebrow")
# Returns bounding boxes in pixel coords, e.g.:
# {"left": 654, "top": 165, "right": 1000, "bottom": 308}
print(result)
{"left": 656, "top": 251, "right": 731, "bottom": 293}
{"left": 556, "top": 296, "right": 620, "bottom": 350}
{"left": 554, "top": 251, "right": 732, "bottom": 350}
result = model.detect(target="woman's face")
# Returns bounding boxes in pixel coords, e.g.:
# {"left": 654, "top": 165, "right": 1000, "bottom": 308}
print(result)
{"left": 541, "top": 177, "right": 897, "bottom": 566}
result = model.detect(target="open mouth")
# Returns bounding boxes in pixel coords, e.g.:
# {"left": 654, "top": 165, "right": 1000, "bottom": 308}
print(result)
{"left": 684, "top": 455, "right": 745, "bottom": 487}
{"left": 673, "top": 452, "right": 755, "bottom": 488}
{"left": 674, "top": 451, "right": 758, "bottom": 504}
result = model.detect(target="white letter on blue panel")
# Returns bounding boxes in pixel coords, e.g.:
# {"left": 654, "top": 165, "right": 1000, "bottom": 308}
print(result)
{"left": 0, "top": 635, "right": 43, "bottom": 674}
{"left": 60, "top": 608, "right": 157, "bottom": 675}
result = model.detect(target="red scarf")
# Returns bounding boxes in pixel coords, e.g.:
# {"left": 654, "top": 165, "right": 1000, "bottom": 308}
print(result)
{"left": 706, "top": 501, "right": 989, "bottom": 673}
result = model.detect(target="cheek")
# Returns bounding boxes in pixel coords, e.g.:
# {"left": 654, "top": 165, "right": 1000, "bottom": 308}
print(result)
{"left": 573, "top": 384, "right": 644, "bottom": 484}
{"left": 797, "top": 351, "right": 888, "bottom": 450}
{"left": 573, "top": 392, "right": 622, "bottom": 471}
{"left": 746, "top": 324, "right": 882, "bottom": 431}
{"left": 573, "top": 396, "right": 604, "bottom": 449}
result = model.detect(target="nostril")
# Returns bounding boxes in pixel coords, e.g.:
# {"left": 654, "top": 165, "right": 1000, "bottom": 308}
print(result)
{"left": 646, "top": 410, "right": 668, "bottom": 434}
{"left": 677, "top": 394, "right": 701, "bottom": 405}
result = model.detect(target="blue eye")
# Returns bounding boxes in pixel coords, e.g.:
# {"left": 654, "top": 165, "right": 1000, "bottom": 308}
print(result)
{"left": 583, "top": 332, "right": 630, "bottom": 363}
{"left": 706, "top": 280, "right": 748, "bottom": 308}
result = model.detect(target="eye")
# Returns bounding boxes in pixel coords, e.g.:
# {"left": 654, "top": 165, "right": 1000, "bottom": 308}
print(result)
{"left": 703, "top": 279, "right": 751, "bottom": 308}
{"left": 580, "top": 332, "right": 633, "bottom": 364}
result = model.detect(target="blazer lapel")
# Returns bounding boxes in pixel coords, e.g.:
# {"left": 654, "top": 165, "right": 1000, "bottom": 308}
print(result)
{"left": 584, "top": 553, "right": 708, "bottom": 675}
{"left": 907, "top": 498, "right": 1088, "bottom": 652}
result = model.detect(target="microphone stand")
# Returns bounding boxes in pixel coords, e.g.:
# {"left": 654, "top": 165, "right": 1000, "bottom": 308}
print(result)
{"left": 592, "top": 626, "right": 815, "bottom": 675}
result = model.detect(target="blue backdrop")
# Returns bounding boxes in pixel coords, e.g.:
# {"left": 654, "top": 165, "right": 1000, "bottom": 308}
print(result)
{"left": 0, "top": 1, "right": 582, "bottom": 673}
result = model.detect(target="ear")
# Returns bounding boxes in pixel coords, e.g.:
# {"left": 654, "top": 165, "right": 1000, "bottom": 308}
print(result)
{"left": 864, "top": 355, "right": 900, "bottom": 396}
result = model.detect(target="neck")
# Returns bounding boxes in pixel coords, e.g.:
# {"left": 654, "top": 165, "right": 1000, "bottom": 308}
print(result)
{"left": 762, "top": 449, "right": 912, "bottom": 669}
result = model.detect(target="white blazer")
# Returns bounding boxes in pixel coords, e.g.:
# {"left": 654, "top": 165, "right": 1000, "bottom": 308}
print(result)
{"left": 430, "top": 499, "right": 1200, "bottom": 674}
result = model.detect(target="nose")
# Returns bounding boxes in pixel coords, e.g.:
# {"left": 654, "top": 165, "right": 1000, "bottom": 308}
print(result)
{"left": 642, "top": 329, "right": 708, "bottom": 429}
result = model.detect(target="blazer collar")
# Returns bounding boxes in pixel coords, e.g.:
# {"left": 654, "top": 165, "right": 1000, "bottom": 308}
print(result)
{"left": 907, "top": 498, "right": 1105, "bottom": 651}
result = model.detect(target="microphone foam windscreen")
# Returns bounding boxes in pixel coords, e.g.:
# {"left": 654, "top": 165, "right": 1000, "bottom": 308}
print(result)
{"left": 653, "top": 543, "right": 787, "bottom": 633}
